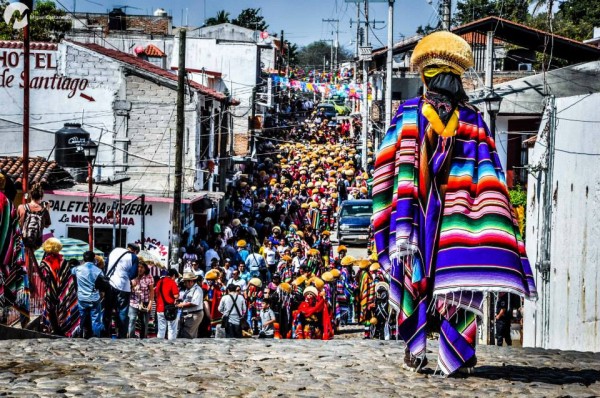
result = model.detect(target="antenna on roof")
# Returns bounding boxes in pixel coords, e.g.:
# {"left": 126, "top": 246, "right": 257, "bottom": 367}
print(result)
{"left": 113, "top": 5, "right": 142, "bottom": 12}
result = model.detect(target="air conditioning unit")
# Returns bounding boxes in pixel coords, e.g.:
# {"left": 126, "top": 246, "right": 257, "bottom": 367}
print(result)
{"left": 518, "top": 63, "right": 533, "bottom": 72}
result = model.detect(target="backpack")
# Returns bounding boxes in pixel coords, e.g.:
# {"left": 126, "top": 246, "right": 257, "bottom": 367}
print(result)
{"left": 22, "top": 204, "right": 45, "bottom": 249}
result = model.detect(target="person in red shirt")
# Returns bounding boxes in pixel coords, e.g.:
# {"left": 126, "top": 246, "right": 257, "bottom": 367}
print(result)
{"left": 155, "top": 268, "right": 180, "bottom": 340}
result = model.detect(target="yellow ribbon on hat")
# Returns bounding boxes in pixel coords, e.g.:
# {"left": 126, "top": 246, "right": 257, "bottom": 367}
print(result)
{"left": 423, "top": 65, "right": 462, "bottom": 78}
{"left": 422, "top": 103, "right": 459, "bottom": 138}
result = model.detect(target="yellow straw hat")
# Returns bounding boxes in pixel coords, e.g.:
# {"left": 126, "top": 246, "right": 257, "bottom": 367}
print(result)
{"left": 330, "top": 268, "right": 341, "bottom": 278}
{"left": 249, "top": 278, "right": 262, "bottom": 288}
{"left": 340, "top": 255, "right": 355, "bottom": 266}
{"left": 279, "top": 282, "right": 292, "bottom": 293}
{"left": 410, "top": 31, "right": 474, "bottom": 75}
{"left": 358, "top": 259, "right": 371, "bottom": 269}
{"left": 369, "top": 263, "right": 381, "bottom": 272}
{"left": 312, "top": 277, "right": 325, "bottom": 290}
{"left": 292, "top": 275, "right": 307, "bottom": 286}
{"left": 337, "top": 245, "right": 348, "bottom": 253}
{"left": 321, "top": 271, "right": 334, "bottom": 282}
{"left": 42, "top": 238, "right": 63, "bottom": 254}
{"left": 237, "top": 240, "right": 247, "bottom": 248}
{"left": 205, "top": 269, "right": 220, "bottom": 281}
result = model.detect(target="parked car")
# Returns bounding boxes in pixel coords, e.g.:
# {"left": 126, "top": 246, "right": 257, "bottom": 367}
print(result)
{"left": 315, "top": 103, "right": 338, "bottom": 120}
{"left": 337, "top": 199, "right": 373, "bottom": 245}
{"left": 324, "top": 97, "right": 351, "bottom": 116}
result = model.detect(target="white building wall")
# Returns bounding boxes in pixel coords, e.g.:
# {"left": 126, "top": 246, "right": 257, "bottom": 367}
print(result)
{"left": 0, "top": 45, "right": 115, "bottom": 164}
{"left": 172, "top": 37, "right": 257, "bottom": 137}
{"left": 524, "top": 93, "right": 600, "bottom": 352}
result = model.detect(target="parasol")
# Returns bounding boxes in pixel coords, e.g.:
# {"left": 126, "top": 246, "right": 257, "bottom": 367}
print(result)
{"left": 137, "top": 249, "right": 165, "bottom": 269}
{"left": 34, "top": 237, "right": 103, "bottom": 264}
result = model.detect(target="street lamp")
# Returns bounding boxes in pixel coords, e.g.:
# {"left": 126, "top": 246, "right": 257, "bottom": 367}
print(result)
{"left": 484, "top": 90, "right": 503, "bottom": 140}
{"left": 83, "top": 139, "right": 98, "bottom": 251}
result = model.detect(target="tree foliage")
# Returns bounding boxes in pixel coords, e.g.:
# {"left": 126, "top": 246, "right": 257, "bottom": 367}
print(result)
{"left": 286, "top": 40, "right": 299, "bottom": 67}
{"left": 204, "top": 10, "right": 230, "bottom": 27}
{"left": 0, "top": 1, "right": 71, "bottom": 41}
{"left": 231, "top": 8, "right": 268, "bottom": 31}
{"left": 454, "top": 0, "right": 541, "bottom": 26}
{"left": 296, "top": 41, "right": 353, "bottom": 70}
{"left": 453, "top": 0, "right": 598, "bottom": 42}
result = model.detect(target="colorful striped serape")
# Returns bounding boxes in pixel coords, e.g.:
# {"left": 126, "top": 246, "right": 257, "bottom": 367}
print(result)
{"left": 0, "top": 192, "right": 29, "bottom": 322}
{"left": 372, "top": 97, "right": 537, "bottom": 375}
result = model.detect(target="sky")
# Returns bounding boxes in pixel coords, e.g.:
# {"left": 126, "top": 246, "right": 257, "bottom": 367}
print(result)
{"left": 63, "top": 0, "right": 449, "bottom": 49}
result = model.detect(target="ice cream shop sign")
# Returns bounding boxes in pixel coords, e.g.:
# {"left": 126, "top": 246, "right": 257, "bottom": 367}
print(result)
{"left": 0, "top": 49, "right": 90, "bottom": 98}
{"left": 49, "top": 198, "right": 153, "bottom": 226}
{"left": 43, "top": 192, "right": 174, "bottom": 253}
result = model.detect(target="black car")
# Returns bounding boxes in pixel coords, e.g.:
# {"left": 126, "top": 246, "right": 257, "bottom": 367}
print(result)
{"left": 337, "top": 199, "right": 373, "bottom": 245}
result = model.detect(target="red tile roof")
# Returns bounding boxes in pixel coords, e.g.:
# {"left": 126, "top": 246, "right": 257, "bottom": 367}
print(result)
{"left": 0, "top": 41, "right": 58, "bottom": 50}
{"left": 68, "top": 41, "right": 229, "bottom": 101}
{"left": 144, "top": 44, "right": 165, "bottom": 57}
{"left": 0, "top": 156, "right": 74, "bottom": 189}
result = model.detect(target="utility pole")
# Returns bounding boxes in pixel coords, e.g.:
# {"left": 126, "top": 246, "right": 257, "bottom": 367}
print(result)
{"left": 21, "top": 0, "right": 32, "bottom": 204}
{"left": 484, "top": 30, "right": 494, "bottom": 125}
{"left": 441, "top": 0, "right": 452, "bottom": 30}
{"left": 385, "top": 0, "right": 394, "bottom": 133}
{"left": 170, "top": 28, "right": 186, "bottom": 269}
{"left": 208, "top": 100, "right": 215, "bottom": 192}
{"left": 361, "top": 0, "right": 370, "bottom": 170}
{"left": 322, "top": 19, "right": 339, "bottom": 79}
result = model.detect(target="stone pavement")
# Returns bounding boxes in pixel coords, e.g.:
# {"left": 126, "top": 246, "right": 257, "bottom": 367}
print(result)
{"left": 0, "top": 333, "right": 599, "bottom": 397}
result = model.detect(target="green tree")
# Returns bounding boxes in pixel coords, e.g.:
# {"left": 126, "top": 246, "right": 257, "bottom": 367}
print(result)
{"left": 554, "top": 0, "right": 600, "bottom": 41}
{"left": 296, "top": 40, "right": 353, "bottom": 70}
{"left": 283, "top": 40, "right": 299, "bottom": 68}
{"left": 204, "top": 10, "right": 230, "bottom": 27}
{"left": 0, "top": 0, "right": 71, "bottom": 41}
{"left": 231, "top": 8, "right": 268, "bottom": 31}
{"left": 416, "top": 23, "right": 439, "bottom": 35}
{"left": 454, "top": 0, "right": 542, "bottom": 26}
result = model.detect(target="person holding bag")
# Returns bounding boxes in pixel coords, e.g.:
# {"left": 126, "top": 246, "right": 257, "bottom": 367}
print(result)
{"left": 155, "top": 268, "right": 180, "bottom": 340}
{"left": 218, "top": 284, "right": 247, "bottom": 338}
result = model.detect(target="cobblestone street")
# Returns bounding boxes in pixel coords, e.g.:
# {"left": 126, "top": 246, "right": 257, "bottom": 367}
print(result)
{"left": 0, "top": 334, "right": 599, "bottom": 397}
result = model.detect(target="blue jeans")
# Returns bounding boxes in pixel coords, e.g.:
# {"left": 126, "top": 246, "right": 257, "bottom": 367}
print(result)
{"left": 103, "top": 289, "right": 131, "bottom": 338}
{"left": 128, "top": 304, "right": 150, "bottom": 339}
{"left": 78, "top": 300, "right": 103, "bottom": 338}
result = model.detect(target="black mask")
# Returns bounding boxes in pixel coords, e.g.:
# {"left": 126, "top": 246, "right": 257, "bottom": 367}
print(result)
{"left": 424, "top": 72, "right": 468, "bottom": 125}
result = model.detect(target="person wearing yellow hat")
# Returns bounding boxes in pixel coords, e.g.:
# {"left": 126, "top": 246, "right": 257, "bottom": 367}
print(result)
{"left": 320, "top": 271, "right": 338, "bottom": 332}
{"left": 38, "top": 237, "right": 82, "bottom": 337}
{"left": 316, "top": 229, "right": 333, "bottom": 268}
{"left": 373, "top": 31, "right": 537, "bottom": 375}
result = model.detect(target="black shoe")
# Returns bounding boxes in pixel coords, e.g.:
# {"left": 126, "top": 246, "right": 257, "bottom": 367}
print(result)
{"left": 402, "top": 349, "right": 428, "bottom": 373}
{"left": 456, "top": 355, "right": 477, "bottom": 375}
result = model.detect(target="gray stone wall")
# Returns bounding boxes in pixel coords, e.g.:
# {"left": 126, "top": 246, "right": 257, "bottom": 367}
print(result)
{"left": 125, "top": 74, "right": 196, "bottom": 194}
{"left": 63, "top": 45, "right": 122, "bottom": 89}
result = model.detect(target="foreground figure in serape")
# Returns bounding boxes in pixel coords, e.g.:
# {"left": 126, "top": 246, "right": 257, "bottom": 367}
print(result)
{"left": 38, "top": 238, "right": 80, "bottom": 337}
{"left": 372, "top": 31, "right": 537, "bottom": 376}
{"left": 0, "top": 188, "right": 29, "bottom": 324}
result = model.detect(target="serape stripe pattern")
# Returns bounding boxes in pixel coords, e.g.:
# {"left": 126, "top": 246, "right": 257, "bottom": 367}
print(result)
{"left": 373, "top": 97, "right": 537, "bottom": 375}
